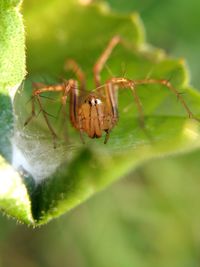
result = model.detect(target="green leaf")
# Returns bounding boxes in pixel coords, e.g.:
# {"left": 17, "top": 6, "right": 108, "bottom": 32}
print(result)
{"left": 0, "top": 0, "right": 25, "bottom": 90}
{"left": 0, "top": 155, "right": 34, "bottom": 225}
{"left": 0, "top": 0, "right": 27, "bottom": 222}
{"left": 2, "top": 0, "right": 200, "bottom": 225}
{"left": 0, "top": 0, "right": 25, "bottom": 158}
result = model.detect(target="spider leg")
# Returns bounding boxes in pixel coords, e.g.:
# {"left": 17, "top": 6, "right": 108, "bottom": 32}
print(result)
{"left": 105, "top": 81, "right": 119, "bottom": 120}
{"left": 24, "top": 95, "right": 36, "bottom": 126}
{"left": 101, "top": 82, "right": 117, "bottom": 143}
{"left": 93, "top": 35, "right": 124, "bottom": 87}
{"left": 35, "top": 94, "right": 58, "bottom": 148}
{"left": 24, "top": 83, "right": 64, "bottom": 127}
{"left": 102, "top": 77, "right": 144, "bottom": 143}
{"left": 104, "top": 129, "right": 110, "bottom": 144}
{"left": 93, "top": 35, "right": 160, "bottom": 88}
{"left": 64, "top": 59, "right": 86, "bottom": 91}
{"left": 60, "top": 80, "right": 75, "bottom": 142}
{"left": 59, "top": 79, "right": 80, "bottom": 143}
{"left": 24, "top": 82, "right": 73, "bottom": 148}
{"left": 105, "top": 77, "right": 198, "bottom": 124}
{"left": 105, "top": 77, "right": 145, "bottom": 128}
{"left": 67, "top": 80, "right": 79, "bottom": 129}
{"left": 129, "top": 85, "right": 144, "bottom": 127}
{"left": 64, "top": 62, "right": 87, "bottom": 140}
{"left": 134, "top": 78, "right": 198, "bottom": 121}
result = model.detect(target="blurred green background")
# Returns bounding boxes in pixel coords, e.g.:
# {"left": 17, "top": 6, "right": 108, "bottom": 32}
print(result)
{"left": 1, "top": 0, "right": 200, "bottom": 266}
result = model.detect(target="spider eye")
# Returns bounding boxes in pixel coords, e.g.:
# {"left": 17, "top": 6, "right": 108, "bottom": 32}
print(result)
{"left": 95, "top": 99, "right": 102, "bottom": 105}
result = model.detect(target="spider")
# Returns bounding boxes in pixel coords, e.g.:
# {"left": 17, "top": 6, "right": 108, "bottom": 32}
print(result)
{"left": 24, "top": 36, "right": 197, "bottom": 148}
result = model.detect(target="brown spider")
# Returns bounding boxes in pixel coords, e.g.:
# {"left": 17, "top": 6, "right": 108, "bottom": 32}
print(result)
{"left": 24, "top": 36, "right": 197, "bottom": 147}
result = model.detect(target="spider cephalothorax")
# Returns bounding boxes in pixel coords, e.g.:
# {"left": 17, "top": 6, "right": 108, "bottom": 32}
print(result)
{"left": 25, "top": 36, "right": 197, "bottom": 147}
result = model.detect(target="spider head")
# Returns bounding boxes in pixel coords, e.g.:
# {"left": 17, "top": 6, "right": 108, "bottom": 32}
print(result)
{"left": 83, "top": 94, "right": 103, "bottom": 107}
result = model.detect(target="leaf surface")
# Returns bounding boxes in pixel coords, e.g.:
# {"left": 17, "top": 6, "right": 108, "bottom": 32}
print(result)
{"left": 2, "top": 0, "right": 200, "bottom": 225}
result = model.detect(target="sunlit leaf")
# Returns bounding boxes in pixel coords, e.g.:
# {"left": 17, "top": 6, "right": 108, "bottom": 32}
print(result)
{"left": 1, "top": 0, "right": 200, "bottom": 225}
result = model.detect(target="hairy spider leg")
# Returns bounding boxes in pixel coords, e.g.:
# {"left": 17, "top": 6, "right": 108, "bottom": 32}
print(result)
{"left": 105, "top": 77, "right": 197, "bottom": 127}
{"left": 134, "top": 78, "right": 198, "bottom": 120}
{"left": 24, "top": 83, "right": 64, "bottom": 125}
{"left": 64, "top": 59, "right": 86, "bottom": 91}
{"left": 93, "top": 35, "right": 124, "bottom": 87}
{"left": 58, "top": 80, "right": 79, "bottom": 142}
{"left": 64, "top": 60, "right": 88, "bottom": 143}
{"left": 104, "top": 78, "right": 144, "bottom": 141}
{"left": 103, "top": 82, "right": 118, "bottom": 143}
{"left": 24, "top": 82, "right": 75, "bottom": 148}
{"left": 62, "top": 79, "right": 85, "bottom": 144}
{"left": 94, "top": 35, "right": 160, "bottom": 89}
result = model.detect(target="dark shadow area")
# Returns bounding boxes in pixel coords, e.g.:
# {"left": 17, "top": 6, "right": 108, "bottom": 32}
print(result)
{"left": 0, "top": 93, "right": 13, "bottom": 163}
{"left": 30, "top": 147, "right": 94, "bottom": 223}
